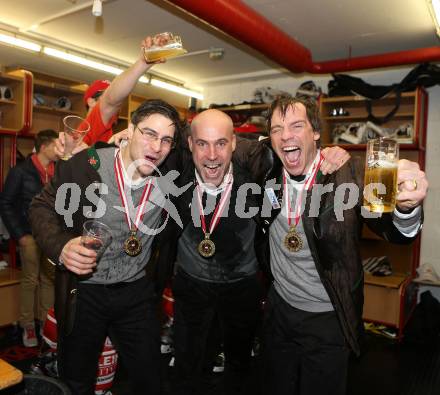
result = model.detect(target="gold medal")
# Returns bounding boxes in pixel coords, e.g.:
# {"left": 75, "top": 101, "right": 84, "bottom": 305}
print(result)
{"left": 284, "top": 225, "right": 303, "bottom": 252}
{"left": 124, "top": 231, "right": 142, "bottom": 256}
{"left": 198, "top": 233, "right": 216, "bottom": 258}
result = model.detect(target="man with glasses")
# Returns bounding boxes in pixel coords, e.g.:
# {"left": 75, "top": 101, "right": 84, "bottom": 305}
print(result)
{"left": 29, "top": 99, "right": 182, "bottom": 395}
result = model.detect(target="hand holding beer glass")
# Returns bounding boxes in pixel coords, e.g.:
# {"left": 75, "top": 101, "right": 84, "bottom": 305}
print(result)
{"left": 143, "top": 32, "right": 187, "bottom": 63}
{"left": 364, "top": 138, "right": 399, "bottom": 213}
{"left": 61, "top": 115, "right": 90, "bottom": 160}
{"left": 81, "top": 220, "right": 113, "bottom": 261}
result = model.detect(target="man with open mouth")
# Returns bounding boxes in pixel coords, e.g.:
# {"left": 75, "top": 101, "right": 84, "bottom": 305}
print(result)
{"left": 254, "top": 95, "right": 428, "bottom": 395}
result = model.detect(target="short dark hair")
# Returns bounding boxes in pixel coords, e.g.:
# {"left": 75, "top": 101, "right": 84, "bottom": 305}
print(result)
{"left": 131, "top": 99, "right": 183, "bottom": 148}
{"left": 35, "top": 129, "right": 58, "bottom": 152}
{"left": 266, "top": 95, "right": 322, "bottom": 136}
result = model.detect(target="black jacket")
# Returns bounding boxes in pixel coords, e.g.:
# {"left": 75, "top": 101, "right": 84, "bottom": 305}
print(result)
{"left": 0, "top": 156, "right": 43, "bottom": 240}
{"left": 29, "top": 145, "right": 173, "bottom": 336}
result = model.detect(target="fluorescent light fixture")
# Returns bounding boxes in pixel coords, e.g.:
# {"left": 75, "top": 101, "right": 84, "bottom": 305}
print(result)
{"left": 151, "top": 78, "right": 203, "bottom": 100}
{"left": 139, "top": 75, "right": 150, "bottom": 84}
{"left": 427, "top": 0, "right": 440, "bottom": 37}
{"left": 0, "top": 33, "right": 41, "bottom": 52}
{"left": 43, "top": 47, "right": 124, "bottom": 75}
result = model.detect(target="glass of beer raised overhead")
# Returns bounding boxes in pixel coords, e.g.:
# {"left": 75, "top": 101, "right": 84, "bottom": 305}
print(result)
{"left": 364, "top": 138, "right": 399, "bottom": 213}
{"left": 143, "top": 32, "right": 187, "bottom": 63}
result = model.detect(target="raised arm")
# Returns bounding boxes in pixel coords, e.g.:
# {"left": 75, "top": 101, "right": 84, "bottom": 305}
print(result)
{"left": 99, "top": 34, "right": 169, "bottom": 126}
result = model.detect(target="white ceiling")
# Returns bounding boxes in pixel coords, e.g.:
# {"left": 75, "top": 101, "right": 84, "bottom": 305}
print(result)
{"left": 0, "top": 0, "right": 438, "bottom": 105}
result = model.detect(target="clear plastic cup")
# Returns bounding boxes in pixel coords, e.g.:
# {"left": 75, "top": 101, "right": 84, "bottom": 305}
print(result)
{"left": 81, "top": 220, "right": 113, "bottom": 261}
{"left": 61, "top": 115, "right": 90, "bottom": 160}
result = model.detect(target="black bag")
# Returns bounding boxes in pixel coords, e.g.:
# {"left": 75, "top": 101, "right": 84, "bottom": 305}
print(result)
{"left": 404, "top": 290, "right": 440, "bottom": 345}
{"left": 327, "top": 63, "right": 440, "bottom": 124}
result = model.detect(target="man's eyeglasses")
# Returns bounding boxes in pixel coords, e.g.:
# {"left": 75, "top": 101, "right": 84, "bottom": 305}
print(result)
{"left": 135, "top": 126, "right": 176, "bottom": 149}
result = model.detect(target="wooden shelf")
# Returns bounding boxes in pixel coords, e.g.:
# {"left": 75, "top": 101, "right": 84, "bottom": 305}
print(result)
{"left": 33, "top": 104, "right": 81, "bottom": 116}
{"left": 364, "top": 273, "right": 407, "bottom": 289}
{"left": 0, "top": 99, "right": 16, "bottom": 105}
{"left": 34, "top": 79, "right": 86, "bottom": 96}
{"left": 319, "top": 88, "right": 426, "bottom": 149}
{"left": 321, "top": 91, "right": 416, "bottom": 104}
{"left": 214, "top": 103, "right": 269, "bottom": 111}
{"left": 322, "top": 113, "right": 414, "bottom": 121}
{"left": 323, "top": 142, "right": 419, "bottom": 151}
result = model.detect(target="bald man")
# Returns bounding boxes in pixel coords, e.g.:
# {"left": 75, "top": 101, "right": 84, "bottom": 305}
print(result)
{"left": 155, "top": 109, "right": 349, "bottom": 395}
{"left": 167, "top": 109, "right": 262, "bottom": 395}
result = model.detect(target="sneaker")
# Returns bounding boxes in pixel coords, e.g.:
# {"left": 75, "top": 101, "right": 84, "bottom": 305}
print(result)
{"left": 22, "top": 322, "right": 38, "bottom": 347}
{"left": 212, "top": 352, "right": 225, "bottom": 373}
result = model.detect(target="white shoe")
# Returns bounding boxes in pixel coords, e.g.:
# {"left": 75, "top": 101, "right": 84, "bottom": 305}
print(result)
{"left": 22, "top": 322, "right": 38, "bottom": 348}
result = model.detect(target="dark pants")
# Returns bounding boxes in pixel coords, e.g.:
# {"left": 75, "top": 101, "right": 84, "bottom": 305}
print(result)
{"left": 58, "top": 276, "right": 161, "bottom": 395}
{"left": 172, "top": 270, "right": 262, "bottom": 395}
{"left": 262, "top": 287, "right": 350, "bottom": 395}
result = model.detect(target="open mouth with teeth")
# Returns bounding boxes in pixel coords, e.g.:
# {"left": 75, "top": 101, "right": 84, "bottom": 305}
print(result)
{"left": 283, "top": 146, "right": 302, "bottom": 166}
{"left": 203, "top": 163, "right": 222, "bottom": 178}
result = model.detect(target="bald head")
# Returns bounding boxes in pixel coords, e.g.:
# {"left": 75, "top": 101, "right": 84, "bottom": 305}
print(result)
{"left": 190, "top": 109, "right": 234, "bottom": 137}
{"left": 188, "top": 109, "right": 236, "bottom": 187}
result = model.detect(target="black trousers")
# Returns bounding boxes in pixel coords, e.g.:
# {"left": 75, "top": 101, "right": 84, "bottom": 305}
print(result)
{"left": 57, "top": 276, "right": 161, "bottom": 395}
{"left": 172, "top": 270, "right": 263, "bottom": 395}
{"left": 262, "top": 287, "right": 350, "bottom": 395}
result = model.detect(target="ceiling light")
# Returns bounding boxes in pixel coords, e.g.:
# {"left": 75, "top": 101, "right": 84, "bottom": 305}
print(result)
{"left": 139, "top": 76, "right": 150, "bottom": 84}
{"left": 0, "top": 33, "right": 41, "bottom": 52}
{"left": 150, "top": 78, "right": 203, "bottom": 100}
{"left": 43, "top": 47, "right": 124, "bottom": 75}
{"left": 427, "top": 0, "right": 440, "bottom": 37}
{"left": 92, "top": 0, "right": 103, "bottom": 17}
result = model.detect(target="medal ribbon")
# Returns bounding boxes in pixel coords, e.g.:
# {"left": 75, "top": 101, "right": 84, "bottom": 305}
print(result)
{"left": 196, "top": 173, "right": 233, "bottom": 236}
{"left": 114, "top": 150, "right": 154, "bottom": 232}
{"left": 283, "top": 153, "right": 324, "bottom": 228}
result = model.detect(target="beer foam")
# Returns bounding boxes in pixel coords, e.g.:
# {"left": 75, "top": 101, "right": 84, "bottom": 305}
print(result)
{"left": 368, "top": 159, "right": 397, "bottom": 169}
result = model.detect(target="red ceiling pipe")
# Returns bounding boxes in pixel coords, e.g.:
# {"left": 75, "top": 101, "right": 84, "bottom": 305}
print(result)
{"left": 312, "top": 46, "right": 440, "bottom": 73}
{"left": 165, "top": 0, "right": 313, "bottom": 73}
{"left": 166, "top": 0, "right": 440, "bottom": 74}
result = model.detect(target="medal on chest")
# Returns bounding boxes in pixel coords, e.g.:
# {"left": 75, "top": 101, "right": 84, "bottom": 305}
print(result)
{"left": 196, "top": 174, "right": 233, "bottom": 259}
{"left": 284, "top": 225, "right": 303, "bottom": 252}
{"left": 124, "top": 231, "right": 142, "bottom": 256}
{"left": 115, "top": 150, "right": 154, "bottom": 257}
{"left": 198, "top": 233, "right": 216, "bottom": 258}
{"left": 283, "top": 154, "right": 323, "bottom": 253}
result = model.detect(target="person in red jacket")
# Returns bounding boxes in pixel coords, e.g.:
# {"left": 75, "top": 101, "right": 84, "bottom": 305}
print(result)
{"left": 81, "top": 79, "right": 116, "bottom": 146}
{"left": 65, "top": 33, "right": 168, "bottom": 154}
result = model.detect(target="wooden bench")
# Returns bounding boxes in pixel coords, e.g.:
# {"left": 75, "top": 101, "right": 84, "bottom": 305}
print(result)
{"left": 0, "top": 358, "right": 23, "bottom": 389}
{"left": 0, "top": 267, "right": 21, "bottom": 326}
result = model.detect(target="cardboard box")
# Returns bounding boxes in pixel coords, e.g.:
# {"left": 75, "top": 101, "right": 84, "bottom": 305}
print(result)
{"left": 363, "top": 273, "right": 409, "bottom": 327}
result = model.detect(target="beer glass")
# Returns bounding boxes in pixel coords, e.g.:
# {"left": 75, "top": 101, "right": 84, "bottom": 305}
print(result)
{"left": 363, "top": 138, "right": 399, "bottom": 213}
{"left": 61, "top": 115, "right": 90, "bottom": 160}
{"left": 81, "top": 220, "right": 113, "bottom": 261}
{"left": 143, "top": 32, "right": 187, "bottom": 62}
